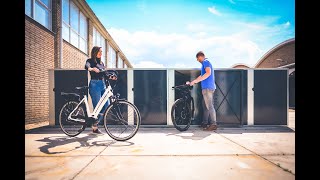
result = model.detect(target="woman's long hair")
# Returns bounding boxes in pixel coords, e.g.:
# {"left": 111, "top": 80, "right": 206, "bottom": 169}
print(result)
{"left": 90, "top": 46, "right": 102, "bottom": 64}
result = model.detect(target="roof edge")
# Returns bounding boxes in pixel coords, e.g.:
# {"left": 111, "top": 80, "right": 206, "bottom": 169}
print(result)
{"left": 254, "top": 38, "right": 295, "bottom": 68}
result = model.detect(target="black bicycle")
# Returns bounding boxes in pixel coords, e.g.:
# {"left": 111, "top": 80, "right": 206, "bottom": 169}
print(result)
{"left": 58, "top": 69, "right": 141, "bottom": 141}
{"left": 171, "top": 84, "right": 195, "bottom": 131}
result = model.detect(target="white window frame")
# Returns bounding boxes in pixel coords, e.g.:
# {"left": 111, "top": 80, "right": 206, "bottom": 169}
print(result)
{"left": 109, "top": 46, "right": 117, "bottom": 68}
{"left": 62, "top": 0, "right": 88, "bottom": 54}
{"left": 25, "top": 0, "right": 52, "bottom": 30}
{"left": 118, "top": 55, "right": 123, "bottom": 68}
{"left": 93, "top": 27, "right": 106, "bottom": 65}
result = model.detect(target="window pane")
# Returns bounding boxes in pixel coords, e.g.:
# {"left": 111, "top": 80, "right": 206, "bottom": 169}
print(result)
{"left": 70, "top": 30, "right": 79, "bottom": 48}
{"left": 35, "top": 1, "right": 50, "bottom": 29}
{"left": 62, "top": 0, "right": 69, "bottom": 24}
{"left": 119, "top": 56, "right": 123, "bottom": 68}
{"left": 79, "top": 38, "right": 86, "bottom": 53}
{"left": 93, "top": 28, "right": 96, "bottom": 46}
{"left": 100, "top": 35, "right": 104, "bottom": 47}
{"left": 110, "top": 47, "right": 116, "bottom": 68}
{"left": 25, "top": 0, "right": 32, "bottom": 16}
{"left": 79, "top": 12, "right": 87, "bottom": 38}
{"left": 39, "top": 0, "right": 50, "bottom": 8}
{"left": 96, "top": 32, "right": 100, "bottom": 46}
{"left": 101, "top": 40, "right": 106, "bottom": 64}
{"left": 62, "top": 23, "right": 69, "bottom": 42}
{"left": 107, "top": 45, "right": 112, "bottom": 68}
{"left": 109, "top": 47, "right": 113, "bottom": 68}
{"left": 70, "top": 2, "right": 79, "bottom": 32}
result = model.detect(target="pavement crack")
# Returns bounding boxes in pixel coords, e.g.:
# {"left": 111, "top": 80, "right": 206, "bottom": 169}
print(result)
{"left": 69, "top": 140, "right": 116, "bottom": 180}
{"left": 215, "top": 132, "right": 295, "bottom": 176}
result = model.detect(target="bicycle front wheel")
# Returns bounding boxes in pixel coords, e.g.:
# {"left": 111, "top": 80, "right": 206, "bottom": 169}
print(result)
{"left": 171, "top": 99, "right": 191, "bottom": 131}
{"left": 59, "top": 101, "right": 86, "bottom": 137}
{"left": 104, "top": 100, "right": 141, "bottom": 141}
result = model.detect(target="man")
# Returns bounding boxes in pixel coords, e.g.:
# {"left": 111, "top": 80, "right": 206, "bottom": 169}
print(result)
{"left": 187, "top": 51, "right": 217, "bottom": 131}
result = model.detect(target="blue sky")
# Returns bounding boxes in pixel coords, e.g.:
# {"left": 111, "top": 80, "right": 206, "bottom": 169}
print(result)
{"left": 86, "top": 0, "right": 295, "bottom": 68}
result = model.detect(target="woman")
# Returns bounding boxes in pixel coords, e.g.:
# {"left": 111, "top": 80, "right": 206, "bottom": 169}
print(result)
{"left": 84, "top": 46, "right": 116, "bottom": 134}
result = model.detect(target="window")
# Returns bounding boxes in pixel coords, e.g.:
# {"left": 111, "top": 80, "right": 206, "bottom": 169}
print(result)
{"left": 25, "top": 0, "right": 32, "bottom": 16}
{"left": 62, "top": 0, "right": 88, "bottom": 53}
{"left": 25, "top": 0, "right": 52, "bottom": 30}
{"left": 118, "top": 55, "right": 123, "bottom": 68}
{"left": 108, "top": 46, "right": 117, "bottom": 68}
{"left": 93, "top": 27, "right": 106, "bottom": 64}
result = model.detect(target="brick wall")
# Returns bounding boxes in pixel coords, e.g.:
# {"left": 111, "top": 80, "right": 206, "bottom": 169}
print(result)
{"left": 52, "top": 0, "right": 61, "bottom": 68}
{"left": 62, "top": 41, "right": 89, "bottom": 69}
{"left": 256, "top": 41, "right": 295, "bottom": 68}
{"left": 25, "top": 17, "right": 55, "bottom": 125}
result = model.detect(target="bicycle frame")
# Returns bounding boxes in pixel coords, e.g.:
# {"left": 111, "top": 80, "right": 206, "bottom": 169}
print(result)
{"left": 67, "top": 84, "right": 114, "bottom": 123}
{"left": 174, "top": 85, "right": 195, "bottom": 119}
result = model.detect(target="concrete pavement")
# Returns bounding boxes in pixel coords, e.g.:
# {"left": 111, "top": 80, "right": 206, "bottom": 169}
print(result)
{"left": 25, "top": 125, "right": 295, "bottom": 180}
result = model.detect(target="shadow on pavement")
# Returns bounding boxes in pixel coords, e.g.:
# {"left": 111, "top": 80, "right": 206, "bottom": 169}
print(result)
{"left": 166, "top": 130, "right": 212, "bottom": 141}
{"left": 215, "top": 126, "right": 295, "bottom": 134}
{"left": 36, "top": 135, "right": 134, "bottom": 155}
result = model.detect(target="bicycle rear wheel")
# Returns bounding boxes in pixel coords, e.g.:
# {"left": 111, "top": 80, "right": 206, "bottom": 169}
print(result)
{"left": 104, "top": 100, "right": 141, "bottom": 141}
{"left": 171, "top": 99, "right": 191, "bottom": 131}
{"left": 59, "top": 101, "right": 86, "bottom": 137}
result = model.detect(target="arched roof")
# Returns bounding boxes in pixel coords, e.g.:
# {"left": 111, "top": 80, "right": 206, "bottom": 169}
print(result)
{"left": 231, "top": 63, "right": 251, "bottom": 68}
{"left": 254, "top": 38, "right": 295, "bottom": 68}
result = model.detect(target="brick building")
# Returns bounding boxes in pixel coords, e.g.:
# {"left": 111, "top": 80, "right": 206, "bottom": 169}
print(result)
{"left": 25, "top": 0, "right": 133, "bottom": 127}
{"left": 231, "top": 38, "right": 295, "bottom": 108}
{"left": 231, "top": 63, "right": 250, "bottom": 69}
{"left": 254, "top": 38, "right": 295, "bottom": 109}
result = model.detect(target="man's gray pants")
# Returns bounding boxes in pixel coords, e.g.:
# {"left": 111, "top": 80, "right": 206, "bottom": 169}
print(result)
{"left": 201, "top": 89, "right": 217, "bottom": 125}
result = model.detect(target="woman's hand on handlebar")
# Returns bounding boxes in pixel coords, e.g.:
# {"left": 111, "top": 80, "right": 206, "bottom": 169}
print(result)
{"left": 109, "top": 75, "right": 117, "bottom": 81}
{"left": 88, "top": 67, "right": 100, "bottom": 73}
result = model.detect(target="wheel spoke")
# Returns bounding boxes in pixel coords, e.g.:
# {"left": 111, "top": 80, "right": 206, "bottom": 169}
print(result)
{"left": 171, "top": 100, "right": 191, "bottom": 131}
{"left": 59, "top": 101, "right": 85, "bottom": 137}
{"left": 104, "top": 100, "right": 140, "bottom": 141}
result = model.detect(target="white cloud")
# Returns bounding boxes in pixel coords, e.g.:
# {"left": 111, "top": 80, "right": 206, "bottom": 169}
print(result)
{"left": 172, "top": 63, "right": 188, "bottom": 68}
{"left": 229, "top": 0, "right": 236, "bottom": 4}
{"left": 284, "top": 21, "right": 290, "bottom": 28}
{"left": 208, "top": 6, "right": 222, "bottom": 16}
{"left": 108, "top": 27, "right": 266, "bottom": 68}
{"left": 186, "top": 23, "right": 220, "bottom": 33}
{"left": 132, "top": 61, "right": 165, "bottom": 68}
{"left": 229, "top": 19, "right": 294, "bottom": 46}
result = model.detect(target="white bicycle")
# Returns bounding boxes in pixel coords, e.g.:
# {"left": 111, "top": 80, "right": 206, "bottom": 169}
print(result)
{"left": 58, "top": 69, "right": 141, "bottom": 141}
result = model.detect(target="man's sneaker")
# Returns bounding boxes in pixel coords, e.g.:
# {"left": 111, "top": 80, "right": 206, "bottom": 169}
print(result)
{"left": 203, "top": 124, "right": 217, "bottom": 131}
{"left": 199, "top": 123, "right": 207, "bottom": 128}
{"left": 92, "top": 128, "right": 104, "bottom": 135}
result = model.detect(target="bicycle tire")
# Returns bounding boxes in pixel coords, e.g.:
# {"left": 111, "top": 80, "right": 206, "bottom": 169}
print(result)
{"left": 59, "top": 101, "right": 86, "bottom": 137}
{"left": 171, "top": 98, "right": 192, "bottom": 131}
{"left": 103, "top": 100, "right": 141, "bottom": 141}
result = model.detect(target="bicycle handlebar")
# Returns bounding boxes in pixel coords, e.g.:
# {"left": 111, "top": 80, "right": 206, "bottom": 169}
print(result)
{"left": 98, "top": 69, "right": 119, "bottom": 79}
{"left": 172, "top": 84, "right": 192, "bottom": 90}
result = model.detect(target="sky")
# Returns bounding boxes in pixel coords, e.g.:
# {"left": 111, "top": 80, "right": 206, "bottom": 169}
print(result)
{"left": 86, "top": 0, "right": 295, "bottom": 68}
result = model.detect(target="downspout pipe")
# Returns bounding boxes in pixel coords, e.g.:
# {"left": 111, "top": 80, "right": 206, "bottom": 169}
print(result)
{"left": 59, "top": 0, "right": 63, "bottom": 68}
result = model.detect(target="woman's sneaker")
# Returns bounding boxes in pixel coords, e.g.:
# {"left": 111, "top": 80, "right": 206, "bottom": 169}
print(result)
{"left": 92, "top": 128, "right": 104, "bottom": 135}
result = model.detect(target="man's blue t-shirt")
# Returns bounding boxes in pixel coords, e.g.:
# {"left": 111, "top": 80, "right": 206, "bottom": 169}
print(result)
{"left": 201, "top": 58, "right": 216, "bottom": 90}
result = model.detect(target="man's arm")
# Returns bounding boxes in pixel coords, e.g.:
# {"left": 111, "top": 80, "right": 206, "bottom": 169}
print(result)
{"left": 188, "top": 67, "right": 211, "bottom": 86}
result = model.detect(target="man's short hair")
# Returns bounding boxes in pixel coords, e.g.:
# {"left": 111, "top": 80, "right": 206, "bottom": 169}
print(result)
{"left": 196, "top": 51, "right": 205, "bottom": 58}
